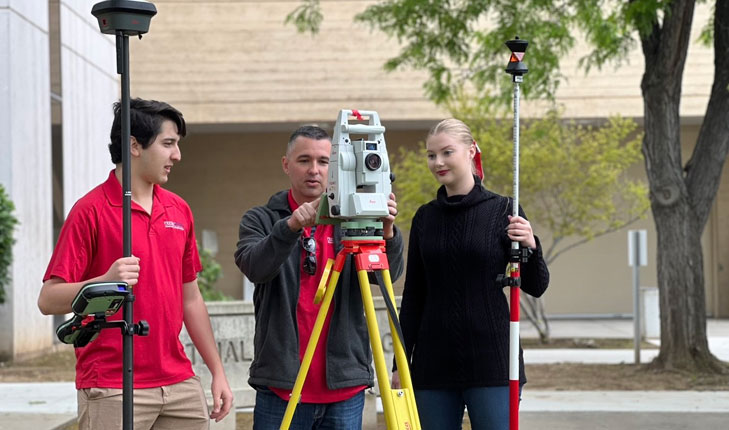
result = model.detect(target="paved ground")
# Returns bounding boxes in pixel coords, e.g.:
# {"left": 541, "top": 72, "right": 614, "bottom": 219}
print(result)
{"left": 519, "top": 411, "right": 729, "bottom": 430}
{"left": 1, "top": 318, "right": 727, "bottom": 429}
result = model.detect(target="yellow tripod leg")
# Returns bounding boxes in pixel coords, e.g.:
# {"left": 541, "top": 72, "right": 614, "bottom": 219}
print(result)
{"left": 381, "top": 269, "right": 421, "bottom": 430}
{"left": 357, "top": 269, "right": 398, "bottom": 429}
{"left": 314, "top": 259, "right": 334, "bottom": 305}
{"left": 280, "top": 257, "right": 340, "bottom": 430}
{"left": 358, "top": 269, "right": 421, "bottom": 430}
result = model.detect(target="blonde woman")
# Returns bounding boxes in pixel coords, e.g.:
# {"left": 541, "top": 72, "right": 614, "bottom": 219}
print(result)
{"left": 395, "top": 119, "right": 550, "bottom": 429}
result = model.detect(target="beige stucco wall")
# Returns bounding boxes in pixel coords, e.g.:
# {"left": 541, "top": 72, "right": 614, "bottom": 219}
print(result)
{"left": 130, "top": 0, "right": 445, "bottom": 125}
{"left": 130, "top": 1, "right": 713, "bottom": 124}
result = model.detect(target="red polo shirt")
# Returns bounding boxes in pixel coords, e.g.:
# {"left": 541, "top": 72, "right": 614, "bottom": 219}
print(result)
{"left": 44, "top": 170, "right": 201, "bottom": 389}
{"left": 269, "top": 191, "right": 366, "bottom": 403}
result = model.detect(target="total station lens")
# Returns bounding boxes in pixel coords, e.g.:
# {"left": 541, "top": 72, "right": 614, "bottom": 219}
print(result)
{"left": 365, "top": 153, "right": 382, "bottom": 171}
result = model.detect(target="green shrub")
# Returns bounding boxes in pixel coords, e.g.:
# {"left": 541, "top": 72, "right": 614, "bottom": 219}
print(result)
{"left": 0, "top": 184, "right": 19, "bottom": 304}
{"left": 197, "top": 243, "right": 231, "bottom": 301}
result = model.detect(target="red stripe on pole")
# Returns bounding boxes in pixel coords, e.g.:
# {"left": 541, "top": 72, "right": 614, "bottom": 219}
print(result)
{"left": 510, "top": 261, "right": 521, "bottom": 321}
{"left": 509, "top": 261, "right": 521, "bottom": 430}
{"left": 510, "top": 286, "right": 520, "bottom": 321}
{"left": 510, "top": 379, "right": 520, "bottom": 429}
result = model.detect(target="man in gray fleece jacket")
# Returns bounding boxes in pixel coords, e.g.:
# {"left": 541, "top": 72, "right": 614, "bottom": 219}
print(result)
{"left": 234, "top": 125, "right": 404, "bottom": 429}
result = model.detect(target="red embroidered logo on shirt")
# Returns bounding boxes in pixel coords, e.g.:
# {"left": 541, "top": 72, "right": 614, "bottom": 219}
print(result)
{"left": 164, "top": 221, "right": 185, "bottom": 231}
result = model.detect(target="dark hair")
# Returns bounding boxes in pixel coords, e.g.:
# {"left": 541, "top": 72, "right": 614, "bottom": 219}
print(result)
{"left": 287, "top": 125, "right": 330, "bottom": 155}
{"left": 109, "top": 98, "right": 187, "bottom": 164}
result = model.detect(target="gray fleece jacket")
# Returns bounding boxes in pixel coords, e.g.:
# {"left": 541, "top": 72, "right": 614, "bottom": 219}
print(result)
{"left": 234, "top": 190, "right": 404, "bottom": 391}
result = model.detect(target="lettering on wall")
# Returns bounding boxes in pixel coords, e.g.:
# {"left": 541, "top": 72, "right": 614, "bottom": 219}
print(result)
{"left": 185, "top": 337, "right": 253, "bottom": 366}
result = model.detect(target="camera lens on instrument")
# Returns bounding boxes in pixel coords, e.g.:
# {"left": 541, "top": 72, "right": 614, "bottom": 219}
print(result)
{"left": 365, "top": 153, "right": 382, "bottom": 171}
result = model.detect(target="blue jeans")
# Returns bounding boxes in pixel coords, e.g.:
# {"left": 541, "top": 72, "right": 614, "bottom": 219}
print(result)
{"left": 253, "top": 389, "right": 364, "bottom": 430}
{"left": 415, "top": 386, "right": 521, "bottom": 430}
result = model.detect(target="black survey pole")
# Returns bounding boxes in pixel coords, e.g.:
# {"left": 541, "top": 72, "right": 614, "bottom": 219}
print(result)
{"left": 91, "top": 3, "right": 156, "bottom": 429}
{"left": 119, "top": 32, "right": 131, "bottom": 258}
{"left": 119, "top": 31, "right": 134, "bottom": 429}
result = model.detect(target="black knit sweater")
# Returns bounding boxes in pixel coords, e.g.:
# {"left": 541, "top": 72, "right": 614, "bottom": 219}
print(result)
{"left": 399, "top": 180, "right": 549, "bottom": 389}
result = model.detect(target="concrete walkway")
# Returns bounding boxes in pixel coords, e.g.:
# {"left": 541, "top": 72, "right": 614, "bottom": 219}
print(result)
{"left": 1, "top": 318, "right": 727, "bottom": 429}
{"left": 521, "top": 390, "right": 729, "bottom": 412}
{"left": 522, "top": 318, "right": 729, "bottom": 364}
{"left": 0, "top": 413, "right": 74, "bottom": 430}
{"left": 0, "top": 382, "right": 76, "bottom": 430}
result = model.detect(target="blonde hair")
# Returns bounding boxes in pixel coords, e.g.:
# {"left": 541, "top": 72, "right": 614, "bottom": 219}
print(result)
{"left": 427, "top": 118, "right": 474, "bottom": 147}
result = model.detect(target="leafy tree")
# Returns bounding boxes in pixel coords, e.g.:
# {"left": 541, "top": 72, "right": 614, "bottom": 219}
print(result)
{"left": 0, "top": 184, "right": 19, "bottom": 304}
{"left": 289, "top": 0, "right": 729, "bottom": 372}
{"left": 197, "top": 243, "right": 231, "bottom": 301}
{"left": 392, "top": 108, "right": 648, "bottom": 341}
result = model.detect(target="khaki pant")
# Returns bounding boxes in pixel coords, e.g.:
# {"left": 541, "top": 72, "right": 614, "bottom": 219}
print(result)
{"left": 77, "top": 375, "right": 209, "bottom": 430}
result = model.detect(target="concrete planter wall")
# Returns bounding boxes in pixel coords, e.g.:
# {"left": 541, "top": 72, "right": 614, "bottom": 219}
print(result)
{"left": 179, "top": 301, "right": 255, "bottom": 429}
{"left": 180, "top": 296, "right": 401, "bottom": 427}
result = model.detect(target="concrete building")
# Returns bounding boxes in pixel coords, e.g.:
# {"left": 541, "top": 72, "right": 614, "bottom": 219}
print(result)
{"left": 128, "top": 1, "right": 728, "bottom": 318}
{"left": 0, "top": 0, "right": 726, "bottom": 361}
{"left": 0, "top": 0, "right": 117, "bottom": 360}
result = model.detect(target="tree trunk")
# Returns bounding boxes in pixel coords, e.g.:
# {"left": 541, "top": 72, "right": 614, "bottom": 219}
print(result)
{"left": 640, "top": 0, "right": 726, "bottom": 373}
{"left": 521, "top": 295, "right": 550, "bottom": 343}
{"left": 649, "top": 194, "right": 720, "bottom": 371}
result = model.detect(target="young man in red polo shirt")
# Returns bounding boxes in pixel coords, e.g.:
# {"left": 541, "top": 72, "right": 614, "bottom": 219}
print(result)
{"left": 38, "top": 98, "right": 233, "bottom": 430}
{"left": 234, "top": 126, "right": 404, "bottom": 429}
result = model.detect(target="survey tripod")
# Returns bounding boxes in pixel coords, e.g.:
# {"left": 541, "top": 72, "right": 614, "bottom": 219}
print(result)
{"left": 280, "top": 110, "right": 420, "bottom": 430}
{"left": 280, "top": 221, "right": 420, "bottom": 430}
{"left": 497, "top": 37, "right": 530, "bottom": 430}
{"left": 54, "top": 3, "right": 157, "bottom": 430}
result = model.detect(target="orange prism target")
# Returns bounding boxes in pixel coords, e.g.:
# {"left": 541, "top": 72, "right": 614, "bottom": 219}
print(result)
{"left": 505, "top": 37, "right": 528, "bottom": 76}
